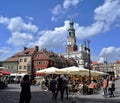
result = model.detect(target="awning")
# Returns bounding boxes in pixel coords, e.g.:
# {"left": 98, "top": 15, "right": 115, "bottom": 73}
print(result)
{"left": 0, "top": 70, "right": 11, "bottom": 75}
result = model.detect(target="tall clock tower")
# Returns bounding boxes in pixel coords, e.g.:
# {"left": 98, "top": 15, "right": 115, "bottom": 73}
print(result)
{"left": 66, "top": 20, "right": 78, "bottom": 53}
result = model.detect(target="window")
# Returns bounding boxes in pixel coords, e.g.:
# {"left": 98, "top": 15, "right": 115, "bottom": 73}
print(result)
{"left": 20, "top": 58, "right": 23, "bottom": 62}
{"left": 38, "top": 54, "right": 42, "bottom": 58}
{"left": 19, "top": 66, "right": 22, "bottom": 69}
{"left": 39, "top": 61, "right": 41, "bottom": 64}
{"left": 69, "top": 32, "right": 71, "bottom": 36}
{"left": 24, "top": 58, "right": 27, "bottom": 62}
{"left": 42, "top": 61, "right": 46, "bottom": 64}
{"left": 24, "top": 66, "right": 27, "bottom": 69}
{"left": 34, "top": 61, "right": 37, "bottom": 64}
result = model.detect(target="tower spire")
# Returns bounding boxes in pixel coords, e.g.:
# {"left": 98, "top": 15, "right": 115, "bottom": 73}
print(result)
{"left": 69, "top": 15, "right": 74, "bottom": 29}
{"left": 66, "top": 20, "right": 78, "bottom": 53}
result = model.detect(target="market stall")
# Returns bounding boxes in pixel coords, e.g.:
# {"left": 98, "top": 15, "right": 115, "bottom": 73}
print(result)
{"left": 0, "top": 70, "right": 11, "bottom": 88}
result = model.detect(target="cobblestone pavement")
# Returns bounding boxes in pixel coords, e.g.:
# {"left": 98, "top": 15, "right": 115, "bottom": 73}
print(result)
{"left": 0, "top": 79, "right": 120, "bottom": 103}
{"left": 0, "top": 84, "right": 76, "bottom": 103}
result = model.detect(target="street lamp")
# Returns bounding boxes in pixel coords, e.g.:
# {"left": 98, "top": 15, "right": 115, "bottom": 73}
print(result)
{"left": 84, "top": 39, "right": 91, "bottom": 83}
{"left": 103, "top": 57, "right": 108, "bottom": 73}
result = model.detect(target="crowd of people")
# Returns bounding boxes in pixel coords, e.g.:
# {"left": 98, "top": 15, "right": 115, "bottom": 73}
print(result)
{"left": 103, "top": 76, "right": 115, "bottom": 97}
{"left": 49, "top": 75, "right": 69, "bottom": 101}
{"left": 18, "top": 74, "right": 116, "bottom": 103}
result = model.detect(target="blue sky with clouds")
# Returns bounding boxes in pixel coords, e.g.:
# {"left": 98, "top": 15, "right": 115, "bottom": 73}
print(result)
{"left": 0, "top": 0, "right": 120, "bottom": 63}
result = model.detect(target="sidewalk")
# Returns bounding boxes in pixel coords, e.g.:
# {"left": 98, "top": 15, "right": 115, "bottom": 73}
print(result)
{"left": 72, "top": 79, "right": 120, "bottom": 102}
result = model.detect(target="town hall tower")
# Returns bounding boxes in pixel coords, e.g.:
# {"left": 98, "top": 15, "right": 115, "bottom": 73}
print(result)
{"left": 66, "top": 20, "right": 78, "bottom": 53}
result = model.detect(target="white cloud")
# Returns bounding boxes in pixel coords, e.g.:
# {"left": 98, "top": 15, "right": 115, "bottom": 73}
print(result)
{"left": 51, "top": 0, "right": 81, "bottom": 20}
{"left": 0, "top": 16, "right": 9, "bottom": 24}
{"left": 52, "top": 4, "right": 64, "bottom": 15}
{"left": 51, "top": 16, "right": 57, "bottom": 22}
{"left": 25, "top": 16, "right": 34, "bottom": 21}
{"left": 35, "top": 21, "right": 69, "bottom": 50}
{"left": 0, "top": 47, "right": 12, "bottom": 60}
{"left": 51, "top": 0, "right": 120, "bottom": 39}
{"left": 94, "top": 0, "right": 120, "bottom": 30}
{"left": 0, "top": 0, "right": 120, "bottom": 61}
{"left": 115, "top": 24, "right": 120, "bottom": 27}
{"left": 75, "top": 21, "right": 105, "bottom": 39}
{"left": 0, "top": 47, "right": 10, "bottom": 55}
{"left": 99, "top": 46, "right": 120, "bottom": 62}
{"left": 7, "top": 17, "right": 38, "bottom": 33}
{"left": 0, "top": 16, "right": 38, "bottom": 33}
{"left": 74, "top": 0, "right": 120, "bottom": 39}
{"left": 7, "top": 32, "right": 33, "bottom": 47}
{"left": 94, "top": 0, "right": 120, "bottom": 21}
{"left": 63, "top": 0, "right": 80, "bottom": 9}
{"left": 0, "top": 16, "right": 38, "bottom": 47}
{"left": 98, "top": 57, "right": 105, "bottom": 63}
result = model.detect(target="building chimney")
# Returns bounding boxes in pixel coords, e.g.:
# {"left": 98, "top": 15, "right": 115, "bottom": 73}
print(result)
{"left": 24, "top": 47, "right": 27, "bottom": 50}
{"left": 35, "top": 46, "right": 39, "bottom": 51}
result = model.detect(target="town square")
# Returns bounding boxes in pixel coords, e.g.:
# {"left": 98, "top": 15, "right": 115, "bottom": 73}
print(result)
{"left": 0, "top": 0, "right": 120, "bottom": 103}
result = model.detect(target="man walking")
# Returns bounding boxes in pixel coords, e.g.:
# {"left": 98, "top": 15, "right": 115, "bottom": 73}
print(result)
{"left": 55, "top": 75, "right": 64, "bottom": 101}
{"left": 63, "top": 75, "right": 69, "bottom": 99}
{"left": 50, "top": 76, "right": 57, "bottom": 100}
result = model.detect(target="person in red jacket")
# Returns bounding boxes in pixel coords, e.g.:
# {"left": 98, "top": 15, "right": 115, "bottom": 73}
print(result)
{"left": 89, "top": 81, "right": 95, "bottom": 94}
{"left": 103, "top": 76, "right": 108, "bottom": 97}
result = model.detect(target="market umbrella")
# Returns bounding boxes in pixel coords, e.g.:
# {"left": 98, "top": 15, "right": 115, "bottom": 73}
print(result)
{"left": 36, "top": 67, "right": 59, "bottom": 74}
{"left": 55, "top": 66, "right": 79, "bottom": 74}
{"left": 55, "top": 66, "right": 89, "bottom": 75}
{"left": 90, "top": 70, "right": 107, "bottom": 76}
{"left": 77, "top": 67, "right": 89, "bottom": 76}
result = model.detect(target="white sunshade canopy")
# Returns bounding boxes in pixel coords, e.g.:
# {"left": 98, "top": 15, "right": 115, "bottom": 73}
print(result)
{"left": 90, "top": 70, "right": 107, "bottom": 76}
{"left": 55, "top": 66, "right": 78, "bottom": 74}
{"left": 36, "top": 67, "right": 59, "bottom": 74}
{"left": 55, "top": 66, "right": 89, "bottom": 75}
{"left": 36, "top": 66, "right": 107, "bottom": 76}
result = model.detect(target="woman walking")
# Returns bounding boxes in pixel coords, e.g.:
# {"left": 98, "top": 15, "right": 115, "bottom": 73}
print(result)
{"left": 19, "top": 75, "right": 31, "bottom": 103}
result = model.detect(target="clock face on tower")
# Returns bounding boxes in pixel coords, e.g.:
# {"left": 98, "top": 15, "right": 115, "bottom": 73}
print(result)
{"left": 66, "top": 20, "right": 78, "bottom": 52}
{"left": 67, "top": 37, "right": 75, "bottom": 45}
{"left": 67, "top": 42, "right": 71, "bottom": 45}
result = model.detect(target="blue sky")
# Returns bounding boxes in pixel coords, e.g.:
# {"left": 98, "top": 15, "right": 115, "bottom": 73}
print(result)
{"left": 0, "top": 0, "right": 120, "bottom": 63}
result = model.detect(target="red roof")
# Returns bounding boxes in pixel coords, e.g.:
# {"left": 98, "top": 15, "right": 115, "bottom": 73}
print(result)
{"left": 92, "top": 61, "right": 98, "bottom": 65}
{"left": 115, "top": 60, "right": 120, "bottom": 64}
{"left": 4, "top": 46, "right": 38, "bottom": 62}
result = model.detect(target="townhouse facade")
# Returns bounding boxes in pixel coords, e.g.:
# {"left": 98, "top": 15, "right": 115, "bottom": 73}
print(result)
{"left": 1, "top": 46, "right": 77, "bottom": 76}
{"left": 2, "top": 46, "right": 38, "bottom": 75}
{"left": 92, "top": 60, "right": 120, "bottom": 78}
{"left": 2, "top": 54, "right": 19, "bottom": 73}
{"left": 114, "top": 60, "right": 120, "bottom": 78}
{"left": 17, "top": 46, "right": 38, "bottom": 75}
{"left": 33, "top": 48, "right": 77, "bottom": 75}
